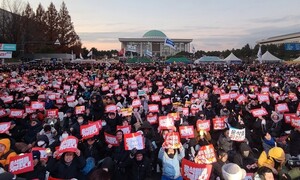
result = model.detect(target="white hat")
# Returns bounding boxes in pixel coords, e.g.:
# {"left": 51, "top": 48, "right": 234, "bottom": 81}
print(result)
{"left": 222, "top": 163, "right": 246, "bottom": 180}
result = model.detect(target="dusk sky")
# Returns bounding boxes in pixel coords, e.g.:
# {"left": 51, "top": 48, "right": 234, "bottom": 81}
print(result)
{"left": 27, "top": 0, "right": 300, "bottom": 51}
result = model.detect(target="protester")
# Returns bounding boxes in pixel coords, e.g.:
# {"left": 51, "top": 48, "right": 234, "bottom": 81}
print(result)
{"left": 0, "top": 138, "right": 17, "bottom": 170}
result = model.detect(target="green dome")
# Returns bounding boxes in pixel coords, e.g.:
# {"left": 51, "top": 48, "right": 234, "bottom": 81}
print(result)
{"left": 143, "top": 30, "right": 167, "bottom": 38}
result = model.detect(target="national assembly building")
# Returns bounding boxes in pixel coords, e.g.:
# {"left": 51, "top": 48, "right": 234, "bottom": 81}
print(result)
{"left": 118, "top": 30, "right": 192, "bottom": 57}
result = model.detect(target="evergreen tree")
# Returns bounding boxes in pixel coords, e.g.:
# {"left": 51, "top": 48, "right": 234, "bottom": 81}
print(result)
{"left": 44, "top": 2, "right": 59, "bottom": 44}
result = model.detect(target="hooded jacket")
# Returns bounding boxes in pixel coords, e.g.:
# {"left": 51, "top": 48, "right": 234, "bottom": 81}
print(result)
{"left": 258, "top": 147, "right": 285, "bottom": 170}
{"left": 0, "top": 138, "right": 17, "bottom": 169}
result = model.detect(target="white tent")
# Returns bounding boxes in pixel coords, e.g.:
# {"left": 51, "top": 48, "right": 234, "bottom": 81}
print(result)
{"left": 70, "top": 59, "right": 97, "bottom": 64}
{"left": 224, "top": 53, "right": 242, "bottom": 64}
{"left": 194, "top": 56, "right": 224, "bottom": 64}
{"left": 257, "top": 51, "right": 282, "bottom": 63}
{"left": 293, "top": 56, "right": 300, "bottom": 61}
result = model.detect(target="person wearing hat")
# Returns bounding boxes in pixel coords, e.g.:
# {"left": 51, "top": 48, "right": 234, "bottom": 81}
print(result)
{"left": 233, "top": 142, "right": 257, "bottom": 173}
{"left": 63, "top": 108, "right": 76, "bottom": 130}
{"left": 221, "top": 163, "right": 246, "bottom": 180}
{"left": 0, "top": 138, "right": 17, "bottom": 170}
{"left": 19, "top": 151, "right": 46, "bottom": 180}
{"left": 258, "top": 147, "right": 287, "bottom": 176}
{"left": 211, "top": 149, "right": 228, "bottom": 180}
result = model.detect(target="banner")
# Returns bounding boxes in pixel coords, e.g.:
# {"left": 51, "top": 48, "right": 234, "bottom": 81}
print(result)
{"left": 75, "top": 106, "right": 85, "bottom": 114}
{"left": 159, "top": 116, "right": 174, "bottom": 130}
{"left": 275, "top": 103, "right": 289, "bottom": 113}
{"left": 181, "top": 158, "right": 212, "bottom": 180}
{"left": 197, "top": 120, "right": 210, "bottom": 132}
{"left": 124, "top": 132, "right": 145, "bottom": 150}
{"left": 179, "top": 126, "right": 195, "bottom": 139}
{"left": 162, "top": 132, "right": 181, "bottom": 149}
{"left": 147, "top": 114, "right": 158, "bottom": 124}
{"left": 9, "top": 153, "right": 34, "bottom": 175}
{"left": 117, "top": 125, "right": 131, "bottom": 134}
{"left": 58, "top": 136, "right": 78, "bottom": 153}
{"left": 80, "top": 122, "right": 100, "bottom": 140}
{"left": 148, "top": 104, "right": 159, "bottom": 113}
{"left": 0, "top": 122, "right": 11, "bottom": 133}
{"left": 164, "top": 38, "right": 176, "bottom": 49}
{"left": 213, "top": 117, "right": 226, "bottom": 130}
{"left": 0, "top": 51, "right": 12, "bottom": 58}
{"left": 229, "top": 127, "right": 245, "bottom": 141}
{"left": 0, "top": 43, "right": 16, "bottom": 51}
{"left": 291, "top": 117, "right": 300, "bottom": 128}
{"left": 46, "top": 109, "right": 59, "bottom": 118}
{"left": 195, "top": 144, "right": 217, "bottom": 164}
{"left": 127, "top": 45, "right": 137, "bottom": 52}
{"left": 9, "top": 109, "right": 24, "bottom": 118}
{"left": 104, "top": 132, "right": 119, "bottom": 146}
{"left": 251, "top": 108, "right": 268, "bottom": 117}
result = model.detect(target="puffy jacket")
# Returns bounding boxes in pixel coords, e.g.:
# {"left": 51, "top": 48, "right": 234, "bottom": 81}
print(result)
{"left": 0, "top": 138, "right": 17, "bottom": 169}
{"left": 258, "top": 147, "right": 285, "bottom": 170}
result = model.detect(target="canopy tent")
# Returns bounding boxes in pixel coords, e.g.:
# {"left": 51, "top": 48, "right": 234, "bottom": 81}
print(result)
{"left": 70, "top": 59, "right": 97, "bottom": 63}
{"left": 165, "top": 57, "right": 192, "bottom": 64}
{"left": 224, "top": 53, "right": 242, "bottom": 64}
{"left": 126, "top": 57, "right": 153, "bottom": 63}
{"left": 256, "top": 51, "right": 282, "bottom": 63}
{"left": 293, "top": 56, "right": 300, "bottom": 61}
{"left": 194, "top": 56, "right": 224, "bottom": 64}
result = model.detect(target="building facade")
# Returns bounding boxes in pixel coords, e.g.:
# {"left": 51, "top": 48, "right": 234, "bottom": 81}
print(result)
{"left": 119, "top": 30, "right": 192, "bottom": 57}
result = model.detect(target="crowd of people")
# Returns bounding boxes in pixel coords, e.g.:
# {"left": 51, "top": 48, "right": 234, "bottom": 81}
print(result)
{"left": 0, "top": 61, "right": 299, "bottom": 180}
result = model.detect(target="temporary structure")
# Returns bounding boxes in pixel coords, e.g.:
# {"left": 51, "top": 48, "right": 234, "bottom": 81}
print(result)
{"left": 194, "top": 56, "right": 224, "bottom": 64}
{"left": 257, "top": 51, "right": 282, "bottom": 63}
{"left": 224, "top": 53, "right": 242, "bottom": 64}
{"left": 165, "top": 57, "right": 192, "bottom": 64}
{"left": 293, "top": 56, "right": 300, "bottom": 61}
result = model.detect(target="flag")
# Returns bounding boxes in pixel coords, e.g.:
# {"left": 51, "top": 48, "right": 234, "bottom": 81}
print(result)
{"left": 145, "top": 49, "right": 152, "bottom": 57}
{"left": 87, "top": 51, "right": 93, "bottom": 57}
{"left": 192, "top": 45, "right": 195, "bottom": 54}
{"left": 257, "top": 45, "right": 262, "bottom": 63}
{"left": 79, "top": 53, "right": 83, "bottom": 59}
{"left": 127, "top": 45, "right": 137, "bottom": 52}
{"left": 118, "top": 48, "right": 125, "bottom": 56}
{"left": 164, "top": 38, "right": 176, "bottom": 49}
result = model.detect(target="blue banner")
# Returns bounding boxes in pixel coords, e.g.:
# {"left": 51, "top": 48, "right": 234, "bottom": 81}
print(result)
{"left": 164, "top": 38, "right": 176, "bottom": 49}
{"left": 0, "top": 44, "right": 16, "bottom": 51}
{"left": 285, "top": 43, "right": 300, "bottom": 51}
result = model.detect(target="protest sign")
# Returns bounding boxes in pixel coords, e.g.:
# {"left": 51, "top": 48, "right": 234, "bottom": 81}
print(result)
{"left": 75, "top": 106, "right": 85, "bottom": 114}
{"left": 9, "top": 109, "right": 24, "bottom": 118}
{"left": 251, "top": 108, "right": 268, "bottom": 117}
{"left": 291, "top": 117, "right": 300, "bottom": 128}
{"left": 115, "top": 88, "right": 122, "bottom": 95}
{"left": 196, "top": 120, "right": 210, "bottom": 132}
{"left": 56, "top": 98, "right": 64, "bottom": 104}
{"left": 161, "top": 98, "right": 171, "bottom": 106}
{"left": 236, "top": 94, "right": 247, "bottom": 104}
{"left": 179, "top": 126, "right": 195, "bottom": 139}
{"left": 181, "top": 158, "right": 212, "bottom": 180}
{"left": 105, "top": 105, "right": 117, "bottom": 113}
{"left": 117, "top": 125, "right": 131, "bottom": 134}
{"left": 0, "top": 122, "right": 11, "bottom": 133}
{"left": 30, "top": 101, "right": 45, "bottom": 110}
{"left": 148, "top": 104, "right": 159, "bottom": 113}
{"left": 1, "top": 95, "right": 14, "bottom": 103}
{"left": 31, "top": 147, "right": 48, "bottom": 162}
{"left": 257, "top": 94, "right": 270, "bottom": 102}
{"left": 151, "top": 94, "right": 161, "bottom": 102}
{"left": 46, "top": 109, "right": 59, "bottom": 118}
{"left": 162, "top": 132, "right": 181, "bottom": 149}
{"left": 284, "top": 113, "right": 296, "bottom": 124}
{"left": 129, "top": 91, "right": 137, "bottom": 97}
{"left": 229, "top": 128, "right": 246, "bottom": 141}
{"left": 195, "top": 144, "right": 217, "bottom": 164}
{"left": 66, "top": 95, "right": 75, "bottom": 102}
{"left": 182, "top": 107, "right": 189, "bottom": 116}
{"left": 159, "top": 116, "right": 174, "bottom": 130}
{"left": 220, "top": 94, "right": 230, "bottom": 102}
{"left": 104, "top": 132, "right": 119, "bottom": 146}
{"left": 213, "top": 117, "right": 226, "bottom": 130}
{"left": 261, "top": 86, "right": 269, "bottom": 93}
{"left": 132, "top": 99, "right": 142, "bottom": 108}
{"left": 58, "top": 136, "right": 78, "bottom": 153}
{"left": 80, "top": 122, "right": 100, "bottom": 140}
{"left": 275, "top": 103, "right": 289, "bottom": 113}
{"left": 0, "top": 109, "right": 7, "bottom": 118}
{"left": 147, "top": 114, "right": 158, "bottom": 124}
{"left": 9, "top": 153, "right": 34, "bottom": 175}
{"left": 124, "top": 132, "right": 145, "bottom": 150}
{"left": 168, "top": 112, "right": 180, "bottom": 121}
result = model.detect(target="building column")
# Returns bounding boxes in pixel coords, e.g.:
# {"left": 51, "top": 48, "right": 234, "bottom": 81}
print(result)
{"left": 140, "top": 42, "right": 143, "bottom": 57}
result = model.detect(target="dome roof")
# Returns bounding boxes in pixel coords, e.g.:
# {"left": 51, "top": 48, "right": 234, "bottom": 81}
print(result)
{"left": 143, "top": 30, "right": 167, "bottom": 38}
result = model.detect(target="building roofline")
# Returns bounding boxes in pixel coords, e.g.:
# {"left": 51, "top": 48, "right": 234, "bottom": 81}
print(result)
{"left": 257, "top": 32, "right": 300, "bottom": 44}
{"left": 119, "top": 38, "right": 192, "bottom": 43}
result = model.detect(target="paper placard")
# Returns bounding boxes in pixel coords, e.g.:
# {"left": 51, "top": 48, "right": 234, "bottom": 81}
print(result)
{"left": 102, "top": 86, "right": 109, "bottom": 91}
{"left": 197, "top": 120, "right": 210, "bottom": 132}
{"left": 229, "top": 128, "right": 245, "bottom": 141}
{"left": 129, "top": 91, "right": 137, "bottom": 97}
{"left": 161, "top": 98, "right": 171, "bottom": 106}
{"left": 0, "top": 122, "right": 11, "bottom": 133}
{"left": 229, "top": 93, "right": 238, "bottom": 99}
{"left": 9, "top": 109, "right": 24, "bottom": 118}
{"left": 9, "top": 153, "right": 34, "bottom": 175}
{"left": 104, "top": 132, "right": 119, "bottom": 146}
{"left": 148, "top": 104, "right": 159, "bottom": 113}
{"left": 58, "top": 136, "right": 78, "bottom": 153}
{"left": 105, "top": 105, "right": 117, "bottom": 113}
{"left": 159, "top": 116, "right": 174, "bottom": 130}
{"left": 147, "top": 114, "right": 158, "bottom": 124}
{"left": 179, "top": 126, "right": 195, "bottom": 139}
{"left": 181, "top": 158, "right": 212, "bottom": 180}
{"left": 275, "top": 103, "right": 289, "bottom": 113}
{"left": 66, "top": 96, "right": 75, "bottom": 102}
{"left": 182, "top": 107, "right": 189, "bottom": 116}
{"left": 168, "top": 112, "right": 180, "bottom": 121}
{"left": 75, "top": 106, "right": 85, "bottom": 114}
{"left": 291, "top": 117, "right": 300, "bottom": 128}
{"left": 46, "top": 109, "right": 58, "bottom": 118}
{"left": 80, "top": 122, "right": 100, "bottom": 140}
{"left": 213, "top": 117, "right": 226, "bottom": 130}
{"left": 56, "top": 98, "right": 64, "bottom": 104}
{"left": 1, "top": 95, "right": 14, "bottom": 103}
{"left": 30, "top": 101, "right": 45, "bottom": 110}
{"left": 162, "top": 132, "right": 181, "bottom": 149}
{"left": 261, "top": 86, "right": 269, "bottom": 93}
{"left": 251, "top": 108, "right": 268, "bottom": 117}
{"left": 115, "top": 88, "right": 122, "bottom": 95}
{"left": 124, "top": 132, "right": 145, "bottom": 150}
{"left": 132, "top": 99, "right": 142, "bottom": 108}
{"left": 220, "top": 94, "right": 230, "bottom": 102}
{"left": 117, "top": 125, "right": 131, "bottom": 134}
{"left": 236, "top": 94, "right": 247, "bottom": 104}
{"left": 284, "top": 113, "right": 296, "bottom": 124}
{"left": 151, "top": 95, "right": 161, "bottom": 102}
{"left": 257, "top": 94, "right": 270, "bottom": 102}
{"left": 31, "top": 147, "right": 48, "bottom": 162}
{"left": 195, "top": 144, "right": 217, "bottom": 164}
{"left": 0, "top": 109, "right": 7, "bottom": 118}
